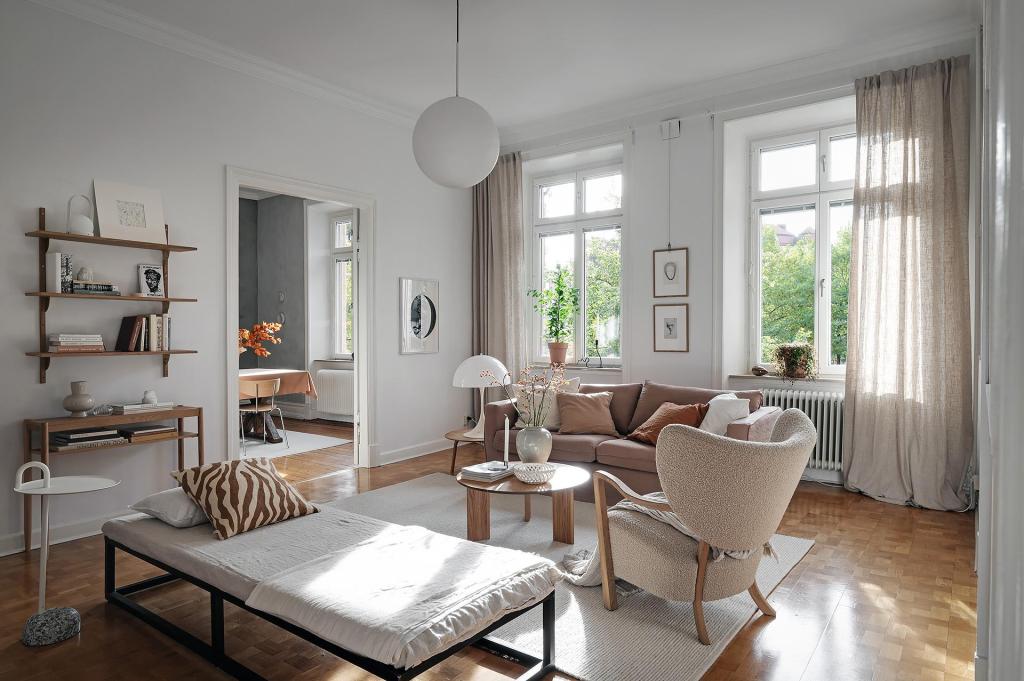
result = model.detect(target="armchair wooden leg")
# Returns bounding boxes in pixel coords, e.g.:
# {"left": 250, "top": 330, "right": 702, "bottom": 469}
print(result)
{"left": 748, "top": 583, "right": 777, "bottom": 617}
{"left": 593, "top": 474, "right": 618, "bottom": 611}
{"left": 693, "top": 540, "right": 711, "bottom": 645}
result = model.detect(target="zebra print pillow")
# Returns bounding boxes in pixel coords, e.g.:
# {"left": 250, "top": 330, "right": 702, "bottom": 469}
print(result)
{"left": 173, "top": 458, "right": 317, "bottom": 540}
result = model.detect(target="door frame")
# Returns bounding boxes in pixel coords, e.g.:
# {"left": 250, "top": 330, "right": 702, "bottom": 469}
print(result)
{"left": 225, "top": 166, "right": 375, "bottom": 467}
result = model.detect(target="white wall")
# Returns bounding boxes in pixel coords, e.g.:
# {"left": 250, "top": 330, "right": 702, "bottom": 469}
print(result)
{"left": 0, "top": 2, "right": 471, "bottom": 552}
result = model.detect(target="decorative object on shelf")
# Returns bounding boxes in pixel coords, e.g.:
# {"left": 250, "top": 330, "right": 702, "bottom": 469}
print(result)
{"left": 141, "top": 389, "right": 158, "bottom": 405}
{"left": 452, "top": 354, "right": 510, "bottom": 440}
{"left": 412, "top": 0, "right": 498, "bottom": 188}
{"left": 528, "top": 265, "right": 580, "bottom": 365}
{"left": 238, "top": 321, "right": 283, "bottom": 358}
{"left": 513, "top": 462, "right": 557, "bottom": 484}
{"left": 14, "top": 461, "right": 120, "bottom": 645}
{"left": 62, "top": 380, "right": 95, "bottom": 418}
{"left": 137, "top": 263, "right": 164, "bottom": 297}
{"left": 653, "top": 303, "right": 689, "bottom": 352}
{"left": 399, "top": 278, "right": 439, "bottom": 354}
{"left": 772, "top": 342, "right": 817, "bottom": 382}
{"left": 65, "top": 194, "right": 94, "bottom": 236}
{"left": 653, "top": 246, "right": 689, "bottom": 298}
{"left": 93, "top": 180, "right": 167, "bottom": 243}
{"left": 751, "top": 365, "right": 770, "bottom": 376}
{"left": 75, "top": 266, "right": 94, "bottom": 282}
{"left": 46, "top": 253, "right": 73, "bottom": 293}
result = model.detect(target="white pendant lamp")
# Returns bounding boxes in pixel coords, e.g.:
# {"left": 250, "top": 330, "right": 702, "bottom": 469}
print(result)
{"left": 413, "top": 0, "right": 498, "bottom": 188}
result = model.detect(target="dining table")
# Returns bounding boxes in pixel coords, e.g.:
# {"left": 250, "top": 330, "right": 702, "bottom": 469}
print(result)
{"left": 239, "top": 368, "right": 318, "bottom": 444}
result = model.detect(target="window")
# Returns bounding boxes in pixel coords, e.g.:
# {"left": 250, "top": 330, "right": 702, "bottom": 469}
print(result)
{"left": 531, "top": 164, "right": 623, "bottom": 365}
{"left": 750, "top": 124, "right": 854, "bottom": 373}
{"left": 330, "top": 211, "right": 355, "bottom": 359}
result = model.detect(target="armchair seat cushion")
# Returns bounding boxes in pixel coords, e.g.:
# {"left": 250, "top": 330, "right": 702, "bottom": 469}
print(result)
{"left": 490, "top": 431, "right": 616, "bottom": 463}
{"left": 608, "top": 508, "right": 761, "bottom": 603}
{"left": 596, "top": 438, "right": 657, "bottom": 473}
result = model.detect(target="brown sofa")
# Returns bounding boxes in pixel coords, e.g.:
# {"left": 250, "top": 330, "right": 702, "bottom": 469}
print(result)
{"left": 483, "top": 381, "right": 781, "bottom": 503}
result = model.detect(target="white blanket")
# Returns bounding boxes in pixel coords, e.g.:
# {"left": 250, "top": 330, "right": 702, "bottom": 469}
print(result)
{"left": 245, "top": 513, "right": 560, "bottom": 670}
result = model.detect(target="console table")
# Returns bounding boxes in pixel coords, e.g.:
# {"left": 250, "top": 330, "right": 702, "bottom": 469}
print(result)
{"left": 21, "top": 405, "right": 204, "bottom": 553}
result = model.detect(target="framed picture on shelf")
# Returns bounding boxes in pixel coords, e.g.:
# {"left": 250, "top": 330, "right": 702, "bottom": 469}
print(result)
{"left": 653, "top": 303, "right": 689, "bottom": 352}
{"left": 137, "top": 264, "right": 165, "bottom": 297}
{"left": 399, "top": 277, "right": 439, "bottom": 354}
{"left": 653, "top": 246, "right": 688, "bottom": 297}
{"left": 94, "top": 180, "right": 167, "bottom": 243}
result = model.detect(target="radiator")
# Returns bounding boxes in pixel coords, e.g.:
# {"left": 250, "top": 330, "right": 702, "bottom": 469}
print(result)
{"left": 762, "top": 389, "right": 845, "bottom": 475}
{"left": 315, "top": 369, "right": 354, "bottom": 416}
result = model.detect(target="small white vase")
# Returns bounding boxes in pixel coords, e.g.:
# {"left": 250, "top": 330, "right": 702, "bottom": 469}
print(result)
{"left": 62, "top": 381, "right": 94, "bottom": 418}
{"left": 516, "top": 426, "right": 553, "bottom": 464}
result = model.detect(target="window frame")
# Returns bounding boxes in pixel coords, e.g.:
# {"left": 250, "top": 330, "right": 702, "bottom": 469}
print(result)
{"left": 748, "top": 123, "right": 854, "bottom": 376}
{"left": 530, "top": 162, "right": 624, "bottom": 366}
{"left": 329, "top": 210, "right": 356, "bottom": 360}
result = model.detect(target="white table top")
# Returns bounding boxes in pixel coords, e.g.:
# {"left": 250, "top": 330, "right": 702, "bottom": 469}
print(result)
{"left": 15, "top": 476, "right": 120, "bottom": 496}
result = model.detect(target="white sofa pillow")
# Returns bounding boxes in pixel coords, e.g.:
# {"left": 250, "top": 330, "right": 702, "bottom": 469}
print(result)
{"left": 699, "top": 393, "right": 751, "bottom": 436}
{"left": 130, "top": 487, "right": 209, "bottom": 528}
{"left": 514, "top": 377, "right": 581, "bottom": 430}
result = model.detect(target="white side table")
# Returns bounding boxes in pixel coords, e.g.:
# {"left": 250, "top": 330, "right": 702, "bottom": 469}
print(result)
{"left": 14, "top": 462, "right": 119, "bottom": 646}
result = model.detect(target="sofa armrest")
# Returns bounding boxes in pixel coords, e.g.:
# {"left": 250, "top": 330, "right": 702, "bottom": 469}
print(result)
{"left": 726, "top": 406, "right": 782, "bottom": 442}
{"left": 483, "top": 399, "right": 519, "bottom": 461}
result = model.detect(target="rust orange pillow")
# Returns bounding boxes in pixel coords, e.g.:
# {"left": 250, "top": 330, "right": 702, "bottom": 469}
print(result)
{"left": 628, "top": 402, "right": 709, "bottom": 445}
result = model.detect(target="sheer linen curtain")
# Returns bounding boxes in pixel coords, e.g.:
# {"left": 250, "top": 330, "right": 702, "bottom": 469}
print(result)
{"left": 472, "top": 152, "right": 526, "bottom": 395}
{"left": 843, "top": 56, "right": 973, "bottom": 511}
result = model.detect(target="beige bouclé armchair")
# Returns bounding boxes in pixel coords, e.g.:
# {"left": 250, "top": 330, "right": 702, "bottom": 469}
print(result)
{"left": 593, "top": 409, "right": 816, "bottom": 644}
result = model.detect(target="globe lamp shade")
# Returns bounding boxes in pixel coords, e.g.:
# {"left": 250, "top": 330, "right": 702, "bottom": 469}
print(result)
{"left": 413, "top": 96, "right": 499, "bottom": 188}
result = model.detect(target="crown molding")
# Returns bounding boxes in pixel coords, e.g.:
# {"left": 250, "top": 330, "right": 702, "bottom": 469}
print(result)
{"left": 499, "top": 15, "right": 979, "bottom": 149}
{"left": 28, "top": 0, "right": 418, "bottom": 127}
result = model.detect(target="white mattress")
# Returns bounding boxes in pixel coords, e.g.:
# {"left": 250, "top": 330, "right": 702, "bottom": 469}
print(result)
{"left": 102, "top": 505, "right": 560, "bottom": 669}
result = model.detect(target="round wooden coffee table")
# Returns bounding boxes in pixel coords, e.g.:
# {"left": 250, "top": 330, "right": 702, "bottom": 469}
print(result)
{"left": 456, "top": 463, "right": 590, "bottom": 544}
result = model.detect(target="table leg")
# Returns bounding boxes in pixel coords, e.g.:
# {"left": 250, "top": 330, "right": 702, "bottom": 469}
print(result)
{"left": 197, "top": 408, "right": 205, "bottom": 465}
{"left": 449, "top": 440, "right": 460, "bottom": 475}
{"left": 22, "top": 423, "right": 32, "bottom": 554}
{"left": 176, "top": 417, "right": 185, "bottom": 471}
{"left": 552, "top": 489, "right": 574, "bottom": 544}
{"left": 524, "top": 495, "right": 532, "bottom": 522}
{"left": 466, "top": 488, "right": 490, "bottom": 541}
{"left": 38, "top": 495, "right": 49, "bottom": 614}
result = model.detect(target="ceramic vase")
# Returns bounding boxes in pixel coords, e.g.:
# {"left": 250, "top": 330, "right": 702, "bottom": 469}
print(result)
{"left": 62, "top": 380, "right": 94, "bottom": 418}
{"left": 547, "top": 342, "right": 568, "bottom": 365}
{"left": 516, "top": 426, "right": 552, "bottom": 464}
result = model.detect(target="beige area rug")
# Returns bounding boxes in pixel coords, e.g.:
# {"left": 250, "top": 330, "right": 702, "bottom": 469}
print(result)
{"left": 241, "top": 430, "right": 350, "bottom": 460}
{"left": 330, "top": 473, "right": 814, "bottom": 681}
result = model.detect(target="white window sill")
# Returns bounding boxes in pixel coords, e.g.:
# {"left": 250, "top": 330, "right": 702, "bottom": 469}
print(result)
{"left": 727, "top": 373, "right": 845, "bottom": 389}
{"left": 530, "top": 362, "right": 622, "bottom": 372}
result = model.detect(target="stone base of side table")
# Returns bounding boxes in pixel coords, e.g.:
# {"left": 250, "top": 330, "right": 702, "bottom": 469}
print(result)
{"left": 21, "top": 607, "right": 80, "bottom": 646}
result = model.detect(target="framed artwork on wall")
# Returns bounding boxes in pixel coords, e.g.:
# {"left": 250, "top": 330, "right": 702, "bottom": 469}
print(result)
{"left": 653, "top": 303, "right": 689, "bottom": 352}
{"left": 653, "top": 246, "right": 688, "bottom": 297}
{"left": 137, "top": 264, "right": 165, "bottom": 297}
{"left": 400, "top": 277, "right": 439, "bottom": 354}
{"left": 93, "top": 180, "right": 167, "bottom": 243}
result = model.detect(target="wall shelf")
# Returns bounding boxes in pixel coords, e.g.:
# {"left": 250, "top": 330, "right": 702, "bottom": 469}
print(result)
{"left": 28, "top": 207, "right": 198, "bottom": 383}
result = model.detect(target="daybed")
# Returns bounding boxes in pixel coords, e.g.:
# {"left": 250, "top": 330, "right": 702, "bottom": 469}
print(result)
{"left": 102, "top": 505, "right": 559, "bottom": 681}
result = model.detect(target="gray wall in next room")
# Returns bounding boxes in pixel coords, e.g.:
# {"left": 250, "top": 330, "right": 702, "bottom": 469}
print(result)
{"left": 238, "top": 197, "right": 259, "bottom": 370}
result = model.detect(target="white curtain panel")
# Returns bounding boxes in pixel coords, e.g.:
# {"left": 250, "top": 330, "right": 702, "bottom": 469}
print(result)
{"left": 843, "top": 55, "right": 973, "bottom": 511}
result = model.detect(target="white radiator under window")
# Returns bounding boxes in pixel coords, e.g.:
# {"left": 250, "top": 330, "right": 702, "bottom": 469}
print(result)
{"left": 315, "top": 369, "right": 354, "bottom": 417}
{"left": 762, "top": 388, "right": 845, "bottom": 480}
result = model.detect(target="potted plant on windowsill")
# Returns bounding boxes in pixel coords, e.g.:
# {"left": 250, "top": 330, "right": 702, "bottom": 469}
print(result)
{"left": 528, "top": 265, "right": 580, "bottom": 365}
{"left": 772, "top": 341, "right": 817, "bottom": 382}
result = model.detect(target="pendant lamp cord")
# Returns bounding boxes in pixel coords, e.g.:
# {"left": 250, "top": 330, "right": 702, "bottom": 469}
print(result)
{"left": 666, "top": 131, "right": 672, "bottom": 249}
{"left": 455, "top": 0, "right": 460, "bottom": 97}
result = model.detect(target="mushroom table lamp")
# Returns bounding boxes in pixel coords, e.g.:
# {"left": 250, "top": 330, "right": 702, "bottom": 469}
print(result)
{"left": 453, "top": 354, "right": 510, "bottom": 441}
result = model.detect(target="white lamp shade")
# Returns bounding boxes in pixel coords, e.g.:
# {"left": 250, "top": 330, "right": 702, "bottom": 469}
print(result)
{"left": 412, "top": 96, "right": 499, "bottom": 188}
{"left": 453, "top": 354, "right": 509, "bottom": 388}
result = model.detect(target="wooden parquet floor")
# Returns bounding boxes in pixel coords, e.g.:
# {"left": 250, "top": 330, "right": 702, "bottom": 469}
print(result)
{"left": 0, "top": 426, "right": 976, "bottom": 681}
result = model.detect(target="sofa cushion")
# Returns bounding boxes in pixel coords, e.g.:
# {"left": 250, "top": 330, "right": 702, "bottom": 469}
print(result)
{"left": 557, "top": 392, "right": 618, "bottom": 436}
{"left": 628, "top": 402, "right": 708, "bottom": 445}
{"left": 513, "top": 377, "right": 581, "bottom": 430}
{"left": 627, "top": 382, "right": 764, "bottom": 433}
{"left": 580, "top": 383, "right": 643, "bottom": 435}
{"left": 490, "top": 431, "right": 615, "bottom": 463}
{"left": 596, "top": 438, "right": 657, "bottom": 473}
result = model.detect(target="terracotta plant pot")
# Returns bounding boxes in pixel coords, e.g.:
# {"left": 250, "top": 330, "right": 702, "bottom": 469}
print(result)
{"left": 547, "top": 342, "right": 569, "bottom": 365}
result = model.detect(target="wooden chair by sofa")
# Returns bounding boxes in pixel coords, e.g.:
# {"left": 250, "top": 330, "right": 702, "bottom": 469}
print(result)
{"left": 593, "top": 408, "right": 815, "bottom": 644}
{"left": 239, "top": 377, "right": 288, "bottom": 455}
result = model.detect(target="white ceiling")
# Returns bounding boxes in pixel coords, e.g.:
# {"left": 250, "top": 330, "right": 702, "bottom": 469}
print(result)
{"left": 95, "top": 0, "right": 976, "bottom": 131}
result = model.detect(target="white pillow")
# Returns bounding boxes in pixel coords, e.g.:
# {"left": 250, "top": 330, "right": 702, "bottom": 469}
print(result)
{"left": 699, "top": 393, "right": 751, "bottom": 436}
{"left": 130, "top": 487, "right": 209, "bottom": 528}
{"left": 514, "top": 377, "right": 581, "bottom": 430}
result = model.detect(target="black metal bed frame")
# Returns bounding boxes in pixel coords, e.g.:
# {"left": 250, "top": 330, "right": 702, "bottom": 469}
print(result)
{"left": 104, "top": 537, "right": 555, "bottom": 681}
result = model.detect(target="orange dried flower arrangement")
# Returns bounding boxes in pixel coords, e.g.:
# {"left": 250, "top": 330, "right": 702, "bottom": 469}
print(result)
{"left": 238, "top": 321, "right": 283, "bottom": 357}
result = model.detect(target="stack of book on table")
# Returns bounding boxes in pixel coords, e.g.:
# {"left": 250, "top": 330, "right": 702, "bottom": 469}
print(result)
{"left": 72, "top": 280, "right": 120, "bottom": 296}
{"left": 48, "top": 333, "right": 104, "bottom": 353}
{"left": 117, "top": 423, "right": 177, "bottom": 443}
{"left": 110, "top": 401, "right": 176, "bottom": 415}
{"left": 49, "top": 427, "right": 128, "bottom": 451}
{"left": 114, "top": 314, "right": 172, "bottom": 352}
{"left": 460, "top": 461, "right": 514, "bottom": 482}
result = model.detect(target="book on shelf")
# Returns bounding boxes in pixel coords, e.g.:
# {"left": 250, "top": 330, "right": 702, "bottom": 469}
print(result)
{"left": 51, "top": 427, "right": 120, "bottom": 441}
{"left": 460, "top": 461, "right": 515, "bottom": 482}
{"left": 118, "top": 424, "right": 177, "bottom": 441}
{"left": 46, "top": 253, "right": 73, "bottom": 293}
{"left": 49, "top": 333, "right": 103, "bottom": 342}
{"left": 126, "top": 430, "right": 179, "bottom": 443}
{"left": 49, "top": 437, "right": 129, "bottom": 452}
{"left": 47, "top": 344, "right": 105, "bottom": 353}
{"left": 110, "top": 401, "right": 176, "bottom": 414}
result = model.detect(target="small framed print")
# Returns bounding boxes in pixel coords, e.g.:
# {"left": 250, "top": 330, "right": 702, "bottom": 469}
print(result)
{"left": 653, "top": 304, "right": 689, "bottom": 352}
{"left": 400, "top": 277, "right": 439, "bottom": 354}
{"left": 94, "top": 180, "right": 167, "bottom": 243}
{"left": 653, "top": 246, "right": 688, "bottom": 297}
{"left": 137, "top": 264, "right": 165, "bottom": 297}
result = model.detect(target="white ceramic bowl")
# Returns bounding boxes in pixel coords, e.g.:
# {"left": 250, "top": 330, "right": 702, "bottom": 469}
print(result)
{"left": 513, "top": 462, "right": 556, "bottom": 484}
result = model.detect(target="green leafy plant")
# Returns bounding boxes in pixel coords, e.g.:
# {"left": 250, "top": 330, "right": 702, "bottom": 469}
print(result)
{"left": 528, "top": 265, "right": 580, "bottom": 344}
{"left": 772, "top": 342, "right": 818, "bottom": 382}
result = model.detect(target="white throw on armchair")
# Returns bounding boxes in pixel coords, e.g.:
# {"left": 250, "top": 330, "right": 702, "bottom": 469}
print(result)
{"left": 593, "top": 409, "right": 816, "bottom": 644}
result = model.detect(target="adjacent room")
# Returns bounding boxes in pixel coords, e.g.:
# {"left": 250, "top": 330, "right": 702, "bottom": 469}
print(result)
{"left": 2, "top": 1, "right": 1022, "bottom": 680}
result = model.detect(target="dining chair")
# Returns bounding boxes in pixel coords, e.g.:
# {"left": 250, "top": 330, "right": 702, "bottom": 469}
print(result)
{"left": 238, "top": 378, "right": 288, "bottom": 455}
